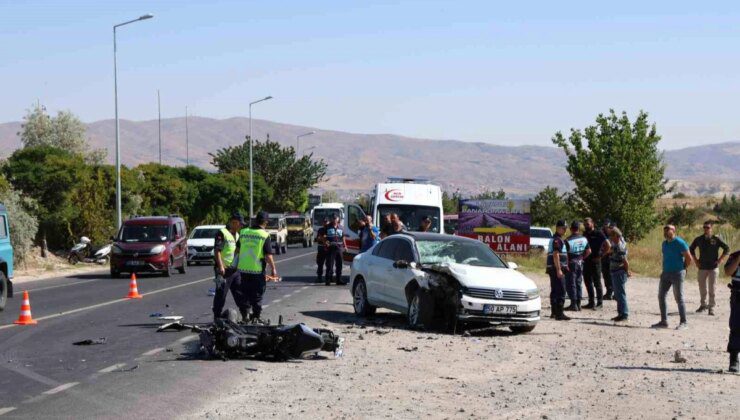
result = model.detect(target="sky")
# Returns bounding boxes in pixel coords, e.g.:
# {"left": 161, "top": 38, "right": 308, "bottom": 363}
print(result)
{"left": 1, "top": 0, "right": 739, "bottom": 149}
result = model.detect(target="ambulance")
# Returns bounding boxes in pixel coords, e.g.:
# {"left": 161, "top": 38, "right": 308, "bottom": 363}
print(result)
{"left": 311, "top": 202, "right": 366, "bottom": 262}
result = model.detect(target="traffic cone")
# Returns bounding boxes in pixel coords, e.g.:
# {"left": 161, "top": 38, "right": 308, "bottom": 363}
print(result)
{"left": 125, "top": 273, "right": 143, "bottom": 299}
{"left": 14, "top": 290, "right": 37, "bottom": 325}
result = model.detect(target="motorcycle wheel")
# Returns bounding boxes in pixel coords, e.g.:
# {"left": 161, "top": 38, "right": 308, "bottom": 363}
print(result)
{"left": 68, "top": 254, "right": 79, "bottom": 265}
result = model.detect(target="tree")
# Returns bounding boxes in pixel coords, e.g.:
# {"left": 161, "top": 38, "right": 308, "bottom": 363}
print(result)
{"left": 714, "top": 194, "right": 740, "bottom": 228}
{"left": 442, "top": 190, "right": 461, "bottom": 214}
{"left": 663, "top": 204, "right": 699, "bottom": 228}
{"left": 19, "top": 105, "right": 89, "bottom": 155}
{"left": 530, "top": 186, "right": 573, "bottom": 226}
{"left": 321, "top": 190, "right": 339, "bottom": 203}
{"left": 0, "top": 187, "right": 39, "bottom": 265}
{"left": 66, "top": 167, "right": 115, "bottom": 245}
{"left": 190, "top": 170, "right": 273, "bottom": 225}
{"left": 210, "top": 137, "right": 328, "bottom": 212}
{"left": 552, "top": 110, "right": 666, "bottom": 241}
{"left": 472, "top": 189, "right": 506, "bottom": 200}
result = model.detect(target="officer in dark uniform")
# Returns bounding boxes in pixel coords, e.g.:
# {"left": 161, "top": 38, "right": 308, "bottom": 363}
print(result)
{"left": 547, "top": 220, "right": 570, "bottom": 321}
{"left": 315, "top": 218, "right": 330, "bottom": 283}
{"left": 583, "top": 217, "right": 610, "bottom": 309}
{"left": 565, "top": 221, "right": 591, "bottom": 311}
{"left": 724, "top": 250, "right": 740, "bottom": 372}
{"left": 212, "top": 212, "right": 247, "bottom": 320}
{"left": 324, "top": 215, "right": 346, "bottom": 286}
{"left": 232, "top": 211, "right": 278, "bottom": 322}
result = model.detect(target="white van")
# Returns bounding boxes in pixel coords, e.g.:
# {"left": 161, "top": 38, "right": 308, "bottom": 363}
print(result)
{"left": 370, "top": 178, "right": 444, "bottom": 234}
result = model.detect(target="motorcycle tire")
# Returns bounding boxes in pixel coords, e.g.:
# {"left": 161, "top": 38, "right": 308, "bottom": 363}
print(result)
{"left": 68, "top": 254, "right": 79, "bottom": 265}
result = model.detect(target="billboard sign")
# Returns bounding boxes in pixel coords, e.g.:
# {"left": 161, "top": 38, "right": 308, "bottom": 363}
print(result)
{"left": 456, "top": 199, "right": 531, "bottom": 253}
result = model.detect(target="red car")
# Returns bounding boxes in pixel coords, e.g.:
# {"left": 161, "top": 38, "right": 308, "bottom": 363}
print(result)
{"left": 110, "top": 215, "right": 188, "bottom": 278}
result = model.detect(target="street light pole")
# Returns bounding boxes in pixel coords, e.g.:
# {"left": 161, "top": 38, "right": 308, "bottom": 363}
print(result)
{"left": 185, "top": 106, "right": 189, "bottom": 166}
{"left": 157, "top": 89, "right": 162, "bottom": 165}
{"left": 296, "top": 131, "right": 315, "bottom": 155}
{"left": 113, "top": 13, "right": 153, "bottom": 229}
{"left": 248, "top": 95, "right": 273, "bottom": 220}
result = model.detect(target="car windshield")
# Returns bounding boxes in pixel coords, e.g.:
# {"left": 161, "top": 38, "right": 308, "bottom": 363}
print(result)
{"left": 313, "top": 209, "right": 342, "bottom": 225}
{"left": 267, "top": 218, "right": 280, "bottom": 229}
{"left": 120, "top": 224, "right": 170, "bottom": 243}
{"left": 378, "top": 205, "right": 440, "bottom": 233}
{"left": 416, "top": 239, "right": 507, "bottom": 268}
{"left": 286, "top": 217, "right": 305, "bottom": 226}
{"left": 190, "top": 228, "right": 220, "bottom": 239}
{"left": 530, "top": 229, "right": 552, "bottom": 239}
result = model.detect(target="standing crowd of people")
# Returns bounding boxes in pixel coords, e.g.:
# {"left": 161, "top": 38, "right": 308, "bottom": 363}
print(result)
{"left": 547, "top": 218, "right": 738, "bottom": 372}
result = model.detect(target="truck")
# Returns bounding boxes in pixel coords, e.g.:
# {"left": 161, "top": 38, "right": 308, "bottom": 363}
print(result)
{"left": 0, "top": 203, "right": 14, "bottom": 311}
{"left": 286, "top": 214, "right": 314, "bottom": 248}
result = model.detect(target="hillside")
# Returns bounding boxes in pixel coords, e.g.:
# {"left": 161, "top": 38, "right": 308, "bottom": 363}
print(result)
{"left": 1, "top": 117, "right": 737, "bottom": 197}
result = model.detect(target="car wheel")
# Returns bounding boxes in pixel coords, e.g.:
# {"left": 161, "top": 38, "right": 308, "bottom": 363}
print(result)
{"left": 178, "top": 257, "right": 186, "bottom": 274}
{"left": 408, "top": 288, "right": 435, "bottom": 329}
{"left": 510, "top": 325, "right": 536, "bottom": 334}
{"left": 352, "top": 278, "right": 376, "bottom": 316}
{"left": 110, "top": 269, "right": 121, "bottom": 279}
{"left": 302, "top": 239, "right": 308, "bottom": 248}
{"left": 163, "top": 258, "right": 173, "bottom": 277}
{"left": 0, "top": 271, "right": 8, "bottom": 312}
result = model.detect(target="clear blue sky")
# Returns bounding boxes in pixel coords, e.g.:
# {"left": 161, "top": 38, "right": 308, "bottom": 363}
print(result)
{"left": 1, "top": 0, "right": 739, "bottom": 149}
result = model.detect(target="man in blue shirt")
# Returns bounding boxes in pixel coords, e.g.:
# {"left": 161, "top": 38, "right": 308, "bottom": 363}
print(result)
{"left": 565, "top": 221, "right": 591, "bottom": 311}
{"left": 652, "top": 224, "right": 693, "bottom": 330}
{"left": 359, "top": 215, "right": 380, "bottom": 253}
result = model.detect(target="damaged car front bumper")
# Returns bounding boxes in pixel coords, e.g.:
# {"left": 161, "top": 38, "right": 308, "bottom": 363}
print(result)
{"left": 457, "top": 294, "right": 541, "bottom": 325}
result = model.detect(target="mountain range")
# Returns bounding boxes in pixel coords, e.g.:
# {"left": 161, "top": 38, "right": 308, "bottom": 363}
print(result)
{"left": 0, "top": 117, "right": 737, "bottom": 197}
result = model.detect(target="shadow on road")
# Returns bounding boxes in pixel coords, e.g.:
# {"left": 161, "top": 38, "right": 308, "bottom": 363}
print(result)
{"left": 577, "top": 320, "right": 651, "bottom": 329}
{"left": 607, "top": 365, "right": 725, "bottom": 375}
{"left": 300, "top": 309, "right": 406, "bottom": 327}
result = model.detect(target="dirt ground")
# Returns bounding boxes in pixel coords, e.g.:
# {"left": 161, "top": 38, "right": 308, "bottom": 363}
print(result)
{"left": 12, "top": 247, "right": 106, "bottom": 284}
{"left": 194, "top": 273, "right": 739, "bottom": 420}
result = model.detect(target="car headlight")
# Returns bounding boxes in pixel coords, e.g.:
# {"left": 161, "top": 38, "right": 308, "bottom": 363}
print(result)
{"left": 112, "top": 245, "right": 123, "bottom": 255}
{"left": 526, "top": 288, "right": 540, "bottom": 299}
{"left": 150, "top": 245, "right": 166, "bottom": 254}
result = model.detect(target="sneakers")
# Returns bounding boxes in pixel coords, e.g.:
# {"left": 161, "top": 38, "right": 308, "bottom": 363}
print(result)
{"left": 695, "top": 305, "right": 707, "bottom": 313}
{"left": 651, "top": 320, "right": 669, "bottom": 329}
{"left": 675, "top": 322, "right": 688, "bottom": 331}
{"left": 708, "top": 308, "right": 715, "bottom": 316}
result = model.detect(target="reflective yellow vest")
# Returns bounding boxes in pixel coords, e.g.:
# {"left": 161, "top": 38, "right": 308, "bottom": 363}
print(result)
{"left": 236, "top": 227, "right": 269, "bottom": 274}
{"left": 220, "top": 228, "right": 238, "bottom": 266}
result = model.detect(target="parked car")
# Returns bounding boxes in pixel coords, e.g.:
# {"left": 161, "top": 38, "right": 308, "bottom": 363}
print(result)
{"left": 529, "top": 227, "right": 553, "bottom": 251}
{"left": 0, "top": 203, "right": 14, "bottom": 311}
{"left": 187, "top": 225, "right": 224, "bottom": 265}
{"left": 286, "top": 215, "right": 314, "bottom": 248}
{"left": 110, "top": 215, "right": 188, "bottom": 278}
{"left": 266, "top": 214, "right": 288, "bottom": 255}
{"left": 350, "top": 232, "right": 541, "bottom": 333}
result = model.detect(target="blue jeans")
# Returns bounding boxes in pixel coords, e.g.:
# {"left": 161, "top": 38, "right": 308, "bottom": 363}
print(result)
{"left": 659, "top": 270, "right": 687, "bottom": 323}
{"left": 611, "top": 270, "right": 628, "bottom": 317}
{"left": 566, "top": 261, "right": 583, "bottom": 304}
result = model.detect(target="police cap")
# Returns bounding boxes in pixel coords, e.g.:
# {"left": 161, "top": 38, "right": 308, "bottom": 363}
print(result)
{"left": 556, "top": 220, "right": 567, "bottom": 228}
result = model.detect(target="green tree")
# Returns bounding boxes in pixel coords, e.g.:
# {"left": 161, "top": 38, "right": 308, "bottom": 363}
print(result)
{"left": 210, "top": 137, "right": 328, "bottom": 212}
{"left": 552, "top": 110, "right": 666, "bottom": 241}
{"left": 19, "top": 105, "right": 89, "bottom": 155}
{"left": 190, "top": 170, "right": 273, "bottom": 225}
{"left": 472, "top": 189, "right": 506, "bottom": 200}
{"left": 321, "top": 190, "right": 339, "bottom": 203}
{"left": 66, "top": 167, "right": 115, "bottom": 244}
{"left": 663, "top": 204, "right": 699, "bottom": 228}
{"left": 714, "top": 194, "right": 740, "bottom": 228}
{"left": 442, "top": 190, "right": 462, "bottom": 214}
{"left": 530, "top": 186, "right": 573, "bottom": 226}
{"left": 0, "top": 187, "right": 39, "bottom": 265}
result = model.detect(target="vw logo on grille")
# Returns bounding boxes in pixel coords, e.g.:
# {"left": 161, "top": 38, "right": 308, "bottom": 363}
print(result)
{"left": 133, "top": 252, "right": 139, "bottom": 258}
{"left": 200, "top": 246, "right": 207, "bottom": 251}
{"left": 493, "top": 289, "right": 504, "bottom": 299}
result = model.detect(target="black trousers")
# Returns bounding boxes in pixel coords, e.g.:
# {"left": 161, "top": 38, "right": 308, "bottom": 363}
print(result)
{"left": 601, "top": 258, "right": 613, "bottom": 294}
{"left": 729, "top": 287, "right": 740, "bottom": 353}
{"left": 325, "top": 246, "right": 343, "bottom": 283}
{"left": 316, "top": 248, "right": 327, "bottom": 277}
{"left": 549, "top": 270, "right": 566, "bottom": 307}
{"left": 239, "top": 273, "right": 267, "bottom": 318}
{"left": 583, "top": 259, "right": 604, "bottom": 304}
{"left": 212, "top": 270, "right": 248, "bottom": 318}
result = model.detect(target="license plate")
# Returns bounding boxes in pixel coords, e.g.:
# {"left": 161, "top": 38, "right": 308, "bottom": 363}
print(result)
{"left": 197, "top": 252, "right": 211, "bottom": 257}
{"left": 483, "top": 304, "right": 516, "bottom": 315}
{"left": 126, "top": 260, "right": 145, "bottom": 266}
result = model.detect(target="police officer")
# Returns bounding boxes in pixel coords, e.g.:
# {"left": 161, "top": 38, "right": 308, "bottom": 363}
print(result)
{"left": 583, "top": 217, "right": 610, "bottom": 310}
{"left": 547, "top": 220, "right": 571, "bottom": 321}
{"left": 315, "top": 218, "right": 330, "bottom": 283}
{"left": 232, "top": 211, "right": 278, "bottom": 322}
{"left": 324, "top": 215, "right": 346, "bottom": 286}
{"left": 565, "top": 221, "right": 591, "bottom": 312}
{"left": 724, "top": 250, "right": 740, "bottom": 372}
{"left": 212, "top": 213, "right": 247, "bottom": 320}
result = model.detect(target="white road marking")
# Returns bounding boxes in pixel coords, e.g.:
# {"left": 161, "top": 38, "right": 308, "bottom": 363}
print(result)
{"left": 301, "top": 286, "right": 309, "bottom": 290}
{"left": 0, "top": 407, "right": 16, "bottom": 416}
{"left": 272, "top": 299, "right": 282, "bottom": 304}
{"left": 141, "top": 347, "right": 165, "bottom": 357}
{"left": 26, "top": 279, "right": 99, "bottom": 293}
{"left": 98, "top": 363, "right": 127, "bottom": 373}
{"left": 42, "top": 382, "right": 79, "bottom": 395}
{"left": 177, "top": 335, "right": 198, "bottom": 344}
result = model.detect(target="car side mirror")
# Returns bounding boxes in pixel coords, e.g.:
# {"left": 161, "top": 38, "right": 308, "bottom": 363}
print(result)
{"left": 393, "top": 260, "right": 410, "bottom": 269}
{"left": 110, "top": 236, "right": 116, "bottom": 242}
{"left": 508, "top": 262, "right": 519, "bottom": 270}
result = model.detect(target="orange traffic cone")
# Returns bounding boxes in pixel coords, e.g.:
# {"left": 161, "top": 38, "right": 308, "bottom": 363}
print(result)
{"left": 14, "top": 290, "right": 37, "bottom": 325}
{"left": 125, "top": 273, "right": 143, "bottom": 299}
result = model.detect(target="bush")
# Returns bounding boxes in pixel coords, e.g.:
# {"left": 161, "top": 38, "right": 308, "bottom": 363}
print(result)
{"left": 672, "top": 192, "right": 687, "bottom": 199}
{"left": 664, "top": 204, "right": 699, "bottom": 227}
{"left": 714, "top": 195, "right": 740, "bottom": 229}
{"left": 0, "top": 187, "right": 39, "bottom": 264}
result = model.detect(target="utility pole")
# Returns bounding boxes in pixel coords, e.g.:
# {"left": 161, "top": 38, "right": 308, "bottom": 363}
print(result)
{"left": 157, "top": 89, "right": 162, "bottom": 165}
{"left": 185, "top": 106, "right": 189, "bottom": 166}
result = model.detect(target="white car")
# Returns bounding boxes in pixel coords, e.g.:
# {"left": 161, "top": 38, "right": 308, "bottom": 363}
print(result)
{"left": 529, "top": 227, "right": 553, "bottom": 251}
{"left": 187, "top": 225, "right": 224, "bottom": 265}
{"left": 350, "top": 232, "right": 541, "bottom": 333}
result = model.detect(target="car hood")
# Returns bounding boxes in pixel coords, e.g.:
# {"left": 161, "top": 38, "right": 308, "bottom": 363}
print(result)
{"left": 424, "top": 262, "right": 537, "bottom": 290}
{"left": 115, "top": 241, "right": 168, "bottom": 251}
{"left": 187, "top": 238, "right": 215, "bottom": 247}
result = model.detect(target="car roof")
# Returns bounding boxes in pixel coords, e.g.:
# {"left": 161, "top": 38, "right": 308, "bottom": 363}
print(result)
{"left": 193, "top": 225, "right": 224, "bottom": 229}
{"left": 124, "top": 216, "right": 183, "bottom": 225}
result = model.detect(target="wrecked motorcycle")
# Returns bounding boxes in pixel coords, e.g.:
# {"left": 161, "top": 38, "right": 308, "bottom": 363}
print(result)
{"left": 68, "top": 237, "right": 112, "bottom": 265}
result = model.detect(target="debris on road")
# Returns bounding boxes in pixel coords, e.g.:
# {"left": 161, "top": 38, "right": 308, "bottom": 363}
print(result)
{"left": 397, "top": 346, "right": 418, "bottom": 352}
{"left": 673, "top": 350, "right": 688, "bottom": 363}
{"left": 157, "top": 321, "right": 198, "bottom": 332}
{"left": 73, "top": 338, "right": 107, "bottom": 346}
{"left": 158, "top": 316, "right": 184, "bottom": 321}
{"left": 149, "top": 312, "right": 163, "bottom": 317}
{"left": 207, "top": 288, "right": 216, "bottom": 296}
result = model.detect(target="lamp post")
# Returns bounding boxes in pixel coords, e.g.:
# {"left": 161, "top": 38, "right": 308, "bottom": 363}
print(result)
{"left": 157, "top": 89, "right": 161, "bottom": 165}
{"left": 248, "top": 95, "right": 272, "bottom": 220}
{"left": 185, "top": 106, "right": 189, "bottom": 166}
{"left": 296, "top": 131, "right": 315, "bottom": 155}
{"left": 114, "top": 13, "right": 153, "bottom": 229}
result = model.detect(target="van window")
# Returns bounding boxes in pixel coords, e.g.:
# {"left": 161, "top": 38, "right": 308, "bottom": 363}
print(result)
{"left": 347, "top": 205, "right": 365, "bottom": 234}
{"left": 377, "top": 205, "right": 440, "bottom": 233}
{"left": 0, "top": 215, "right": 6, "bottom": 239}
{"left": 179, "top": 222, "right": 186, "bottom": 237}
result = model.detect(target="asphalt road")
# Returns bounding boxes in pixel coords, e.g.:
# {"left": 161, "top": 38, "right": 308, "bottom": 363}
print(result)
{"left": 0, "top": 246, "right": 348, "bottom": 418}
